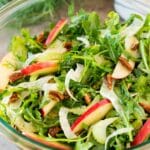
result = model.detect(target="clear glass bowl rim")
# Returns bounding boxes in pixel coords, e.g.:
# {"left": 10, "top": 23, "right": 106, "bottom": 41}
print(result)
{"left": 0, "top": 0, "right": 150, "bottom": 149}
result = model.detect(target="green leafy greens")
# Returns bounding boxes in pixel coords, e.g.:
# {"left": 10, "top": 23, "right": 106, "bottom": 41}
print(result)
{"left": 0, "top": 8, "right": 150, "bottom": 150}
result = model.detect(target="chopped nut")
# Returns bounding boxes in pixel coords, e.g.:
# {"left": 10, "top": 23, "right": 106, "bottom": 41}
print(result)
{"left": 49, "top": 91, "right": 64, "bottom": 101}
{"left": 36, "top": 32, "right": 48, "bottom": 49}
{"left": 48, "top": 126, "right": 61, "bottom": 137}
{"left": 84, "top": 94, "right": 91, "bottom": 105}
{"left": 64, "top": 42, "right": 72, "bottom": 50}
{"left": 36, "top": 32, "right": 45, "bottom": 43}
{"left": 9, "top": 93, "right": 19, "bottom": 103}
{"left": 9, "top": 71, "right": 24, "bottom": 83}
{"left": 106, "top": 74, "right": 113, "bottom": 89}
{"left": 119, "top": 56, "right": 133, "bottom": 71}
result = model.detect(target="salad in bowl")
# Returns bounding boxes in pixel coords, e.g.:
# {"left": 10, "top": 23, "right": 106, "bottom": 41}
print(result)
{"left": 0, "top": 6, "right": 150, "bottom": 150}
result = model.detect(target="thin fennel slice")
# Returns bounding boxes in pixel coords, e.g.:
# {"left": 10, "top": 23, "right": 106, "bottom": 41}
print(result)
{"left": 105, "top": 127, "right": 133, "bottom": 150}
{"left": 77, "top": 36, "right": 90, "bottom": 48}
{"left": 100, "top": 80, "right": 132, "bottom": 140}
{"left": 121, "top": 18, "right": 144, "bottom": 37}
{"left": 14, "top": 76, "right": 53, "bottom": 90}
{"left": 65, "top": 64, "right": 84, "bottom": 101}
{"left": 59, "top": 107, "right": 77, "bottom": 139}
{"left": 92, "top": 117, "right": 118, "bottom": 144}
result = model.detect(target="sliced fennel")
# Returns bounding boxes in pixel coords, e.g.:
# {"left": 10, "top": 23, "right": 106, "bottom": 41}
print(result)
{"left": 77, "top": 36, "right": 90, "bottom": 48}
{"left": 92, "top": 117, "right": 118, "bottom": 144}
{"left": 59, "top": 107, "right": 77, "bottom": 139}
{"left": 24, "top": 50, "right": 64, "bottom": 67}
{"left": 23, "top": 53, "right": 38, "bottom": 67}
{"left": 14, "top": 76, "right": 53, "bottom": 90}
{"left": 100, "top": 80, "right": 132, "bottom": 140}
{"left": 105, "top": 127, "right": 133, "bottom": 150}
{"left": 100, "top": 80, "right": 123, "bottom": 113}
{"left": 65, "top": 64, "right": 84, "bottom": 101}
{"left": 24, "top": 40, "right": 66, "bottom": 67}
{"left": 42, "top": 83, "right": 58, "bottom": 95}
{"left": 6, "top": 105, "right": 35, "bottom": 133}
{"left": 121, "top": 18, "right": 144, "bottom": 37}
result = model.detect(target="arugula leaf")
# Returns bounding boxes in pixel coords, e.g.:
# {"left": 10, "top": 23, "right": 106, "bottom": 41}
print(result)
{"left": 10, "top": 35, "right": 27, "bottom": 62}
{"left": 75, "top": 141, "right": 93, "bottom": 150}
{"left": 0, "top": 103, "right": 10, "bottom": 122}
{"left": 139, "top": 40, "right": 150, "bottom": 74}
{"left": 82, "top": 12, "right": 100, "bottom": 42}
{"left": 105, "top": 11, "right": 120, "bottom": 34}
{"left": 21, "top": 29, "right": 42, "bottom": 53}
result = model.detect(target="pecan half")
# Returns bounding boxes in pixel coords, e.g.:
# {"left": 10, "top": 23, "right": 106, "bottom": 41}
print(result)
{"left": 49, "top": 91, "right": 64, "bottom": 101}
{"left": 36, "top": 32, "right": 45, "bottom": 43}
{"left": 119, "top": 56, "right": 133, "bottom": 71}
{"left": 48, "top": 126, "right": 61, "bottom": 137}
{"left": 64, "top": 42, "right": 72, "bottom": 51}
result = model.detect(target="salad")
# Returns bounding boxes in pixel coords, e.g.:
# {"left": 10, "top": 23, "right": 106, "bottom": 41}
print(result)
{"left": 0, "top": 8, "right": 150, "bottom": 150}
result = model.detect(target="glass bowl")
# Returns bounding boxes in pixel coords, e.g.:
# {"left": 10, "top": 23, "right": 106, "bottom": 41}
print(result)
{"left": 114, "top": 0, "right": 150, "bottom": 20}
{"left": 0, "top": 0, "right": 149, "bottom": 149}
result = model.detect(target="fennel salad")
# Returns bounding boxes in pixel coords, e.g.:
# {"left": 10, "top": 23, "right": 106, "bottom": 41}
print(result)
{"left": 0, "top": 9, "right": 150, "bottom": 150}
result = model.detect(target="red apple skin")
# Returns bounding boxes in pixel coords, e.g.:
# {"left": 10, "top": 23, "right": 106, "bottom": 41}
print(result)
{"left": 71, "top": 99, "right": 112, "bottom": 133}
{"left": 131, "top": 118, "right": 150, "bottom": 147}
{"left": 21, "top": 61, "right": 58, "bottom": 76}
{"left": 45, "top": 18, "right": 68, "bottom": 46}
{"left": 23, "top": 132, "right": 72, "bottom": 150}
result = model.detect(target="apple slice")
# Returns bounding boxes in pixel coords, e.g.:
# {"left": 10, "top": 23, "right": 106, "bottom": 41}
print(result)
{"left": 21, "top": 61, "right": 59, "bottom": 76}
{"left": 131, "top": 118, "right": 150, "bottom": 147}
{"left": 71, "top": 99, "right": 112, "bottom": 133}
{"left": 112, "top": 36, "right": 139, "bottom": 79}
{"left": 45, "top": 18, "right": 68, "bottom": 46}
{"left": 23, "top": 132, "right": 72, "bottom": 150}
{"left": 125, "top": 36, "right": 139, "bottom": 50}
{"left": 41, "top": 90, "right": 64, "bottom": 117}
{"left": 40, "top": 100, "right": 58, "bottom": 117}
{"left": 111, "top": 58, "right": 135, "bottom": 79}
{"left": 0, "top": 52, "right": 17, "bottom": 90}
